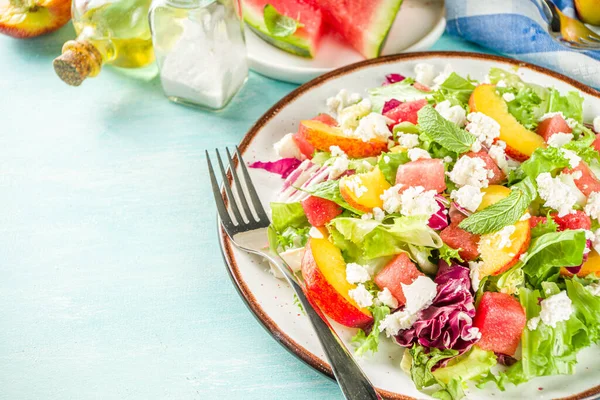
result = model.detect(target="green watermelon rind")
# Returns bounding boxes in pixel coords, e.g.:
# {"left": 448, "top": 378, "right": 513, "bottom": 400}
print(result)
{"left": 364, "top": 0, "right": 404, "bottom": 59}
{"left": 243, "top": 3, "right": 315, "bottom": 58}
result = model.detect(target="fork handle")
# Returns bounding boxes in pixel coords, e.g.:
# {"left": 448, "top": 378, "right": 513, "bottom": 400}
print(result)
{"left": 286, "top": 277, "right": 381, "bottom": 400}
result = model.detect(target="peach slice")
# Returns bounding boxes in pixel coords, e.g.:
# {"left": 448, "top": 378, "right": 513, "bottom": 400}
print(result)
{"left": 469, "top": 84, "right": 546, "bottom": 161}
{"left": 0, "top": 0, "right": 71, "bottom": 38}
{"left": 299, "top": 120, "right": 388, "bottom": 158}
{"left": 339, "top": 167, "right": 391, "bottom": 212}
{"left": 477, "top": 185, "right": 512, "bottom": 211}
{"left": 301, "top": 237, "right": 373, "bottom": 328}
{"left": 561, "top": 249, "right": 600, "bottom": 278}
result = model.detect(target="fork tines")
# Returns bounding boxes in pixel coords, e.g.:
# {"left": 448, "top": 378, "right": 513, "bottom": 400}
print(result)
{"left": 207, "top": 147, "right": 270, "bottom": 235}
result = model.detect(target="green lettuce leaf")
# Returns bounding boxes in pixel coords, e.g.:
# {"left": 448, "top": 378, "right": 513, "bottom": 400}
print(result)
{"left": 409, "top": 345, "right": 465, "bottom": 400}
{"left": 566, "top": 279, "right": 600, "bottom": 344}
{"left": 431, "top": 72, "right": 476, "bottom": 107}
{"left": 351, "top": 305, "right": 390, "bottom": 356}
{"left": 520, "top": 146, "right": 571, "bottom": 181}
{"left": 530, "top": 212, "right": 559, "bottom": 238}
{"left": 459, "top": 177, "right": 536, "bottom": 234}
{"left": 438, "top": 243, "right": 463, "bottom": 265}
{"left": 378, "top": 152, "right": 410, "bottom": 184}
{"left": 270, "top": 202, "right": 308, "bottom": 232}
{"left": 433, "top": 346, "right": 497, "bottom": 384}
{"left": 417, "top": 105, "right": 476, "bottom": 154}
{"left": 368, "top": 79, "right": 429, "bottom": 113}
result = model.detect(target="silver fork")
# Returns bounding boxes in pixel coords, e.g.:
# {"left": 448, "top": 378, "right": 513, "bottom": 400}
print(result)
{"left": 207, "top": 147, "right": 381, "bottom": 400}
{"left": 535, "top": 0, "right": 600, "bottom": 50}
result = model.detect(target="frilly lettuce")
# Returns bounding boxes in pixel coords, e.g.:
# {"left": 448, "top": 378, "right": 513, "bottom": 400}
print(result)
{"left": 431, "top": 72, "right": 476, "bottom": 107}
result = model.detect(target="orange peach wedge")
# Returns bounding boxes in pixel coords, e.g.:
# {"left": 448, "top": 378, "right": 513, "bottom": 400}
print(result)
{"left": 301, "top": 237, "right": 373, "bottom": 328}
{"left": 0, "top": 0, "right": 71, "bottom": 38}
{"left": 469, "top": 84, "right": 546, "bottom": 161}
{"left": 299, "top": 119, "right": 388, "bottom": 158}
{"left": 561, "top": 249, "right": 600, "bottom": 278}
{"left": 339, "top": 167, "right": 391, "bottom": 213}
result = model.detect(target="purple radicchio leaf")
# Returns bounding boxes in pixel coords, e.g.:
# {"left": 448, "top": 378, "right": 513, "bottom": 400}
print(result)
{"left": 496, "top": 353, "right": 518, "bottom": 367}
{"left": 382, "top": 99, "right": 402, "bottom": 114}
{"left": 384, "top": 73, "right": 406, "bottom": 85}
{"left": 395, "top": 261, "right": 480, "bottom": 353}
{"left": 249, "top": 158, "right": 302, "bottom": 179}
{"left": 428, "top": 200, "right": 449, "bottom": 231}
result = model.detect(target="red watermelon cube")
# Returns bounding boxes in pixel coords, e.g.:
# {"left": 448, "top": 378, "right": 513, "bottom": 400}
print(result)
{"left": 552, "top": 210, "right": 591, "bottom": 231}
{"left": 294, "top": 114, "right": 337, "bottom": 159}
{"left": 465, "top": 151, "right": 505, "bottom": 185}
{"left": 593, "top": 134, "right": 600, "bottom": 152}
{"left": 301, "top": 196, "right": 342, "bottom": 227}
{"left": 536, "top": 114, "right": 572, "bottom": 142}
{"left": 564, "top": 162, "right": 600, "bottom": 197}
{"left": 383, "top": 99, "right": 428, "bottom": 126}
{"left": 395, "top": 158, "right": 446, "bottom": 193}
{"left": 529, "top": 215, "right": 547, "bottom": 229}
{"left": 374, "top": 253, "right": 423, "bottom": 306}
{"left": 473, "top": 292, "right": 526, "bottom": 356}
{"left": 440, "top": 222, "right": 480, "bottom": 261}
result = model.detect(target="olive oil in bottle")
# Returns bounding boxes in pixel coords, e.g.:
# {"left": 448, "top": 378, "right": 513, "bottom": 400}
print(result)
{"left": 54, "top": 0, "right": 155, "bottom": 86}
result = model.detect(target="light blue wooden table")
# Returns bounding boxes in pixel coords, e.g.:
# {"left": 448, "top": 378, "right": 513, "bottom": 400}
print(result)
{"left": 0, "top": 25, "right": 494, "bottom": 400}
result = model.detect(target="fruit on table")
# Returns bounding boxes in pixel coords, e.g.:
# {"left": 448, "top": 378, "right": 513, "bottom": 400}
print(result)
{"left": 574, "top": 0, "right": 600, "bottom": 26}
{"left": 469, "top": 84, "right": 546, "bottom": 160}
{"left": 465, "top": 151, "right": 505, "bottom": 185}
{"left": 301, "top": 195, "right": 342, "bottom": 227}
{"left": 339, "top": 167, "right": 391, "bottom": 212}
{"left": 294, "top": 113, "right": 337, "bottom": 159}
{"left": 242, "top": 0, "right": 324, "bottom": 58}
{"left": 564, "top": 161, "right": 600, "bottom": 197}
{"left": 536, "top": 114, "right": 572, "bottom": 142}
{"left": 303, "top": 0, "right": 402, "bottom": 59}
{"left": 396, "top": 158, "right": 446, "bottom": 193}
{"left": 373, "top": 253, "right": 423, "bottom": 306}
{"left": 383, "top": 99, "right": 429, "bottom": 126}
{"left": 301, "top": 237, "right": 373, "bottom": 328}
{"left": 477, "top": 185, "right": 511, "bottom": 211}
{"left": 473, "top": 292, "right": 526, "bottom": 356}
{"left": 299, "top": 119, "right": 388, "bottom": 158}
{"left": 0, "top": 0, "right": 71, "bottom": 38}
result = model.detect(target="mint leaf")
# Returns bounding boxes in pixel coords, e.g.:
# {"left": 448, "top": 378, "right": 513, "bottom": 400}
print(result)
{"left": 459, "top": 177, "right": 535, "bottom": 234}
{"left": 263, "top": 4, "right": 302, "bottom": 37}
{"left": 417, "top": 105, "right": 475, "bottom": 154}
{"left": 351, "top": 305, "right": 390, "bottom": 356}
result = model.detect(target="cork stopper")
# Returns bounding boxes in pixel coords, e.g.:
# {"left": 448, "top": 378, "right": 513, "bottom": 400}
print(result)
{"left": 53, "top": 40, "right": 103, "bottom": 86}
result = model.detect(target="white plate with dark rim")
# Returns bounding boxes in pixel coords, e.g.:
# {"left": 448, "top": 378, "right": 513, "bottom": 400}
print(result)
{"left": 246, "top": 0, "right": 446, "bottom": 84}
{"left": 219, "top": 51, "right": 600, "bottom": 399}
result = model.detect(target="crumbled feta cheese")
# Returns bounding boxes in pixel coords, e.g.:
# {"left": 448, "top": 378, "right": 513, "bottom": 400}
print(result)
{"left": 329, "top": 145, "right": 345, "bottom": 157}
{"left": 375, "top": 287, "right": 399, "bottom": 309}
{"left": 585, "top": 192, "right": 600, "bottom": 221}
{"left": 587, "top": 282, "right": 600, "bottom": 296}
{"left": 352, "top": 112, "right": 393, "bottom": 142}
{"left": 348, "top": 284, "right": 374, "bottom": 308}
{"left": 361, "top": 213, "right": 373, "bottom": 221}
{"left": 381, "top": 184, "right": 403, "bottom": 214}
{"left": 558, "top": 172, "right": 587, "bottom": 206}
{"left": 345, "top": 175, "right": 368, "bottom": 198}
{"left": 536, "top": 172, "right": 577, "bottom": 217}
{"left": 379, "top": 276, "right": 437, "bottom": 337}
{"left": 397, "top": 133, "right": 420, "bottom": 149}
{"left": 539, "top": 111, "right": 566, "bottom": 122}
{"left": 519, "top": 252, "right": 528, "bottom": 261}
{"left": 487, "top": 144, "right": 509, "bottom": 174}
{"left": 573, "top": 170, "right": 583, "bottom": 180}
{"left": 443, "top": 156, "right": 453, "bottom": 163}
{"left": 432, "top": 64, "right": 453, "bottom": 89}
{"left": 373, "top": 207, "right": 385, "bottom": 222}
{"left": 547, "top": 133, "right": 573, "bottom": 148}
{"left": 279, "top": 247, "right": 306, "bottom": 273}
{"left": 520, "top": 213, "right": 531, "bottom": 221}
{"left": 561, "top": 149, "right": 581, "bottom": 168}
{"left": 408, "top": 148, "right": 431, "bottom": 161}
{"left": 496, "top": 140, "right": 507, "bottom": 149}
{"left": 494, "top": 225, "right": 516, "bottom": 249}
{"left": 451, "top": 185, "right": 484, "bottom": 212}
{"left": 360, "top": 160, "right": 375, "bottom": 172}
{"left": 400, "top": 186, "right": 439, "bottom": 218}
{"left": 414, "top": 63, "right": 436, "bottom": 86}
{"left": 471, "top": 140, "right": 482, "bottom": 153}
{"left": 274, "top": 133, "right": 303, "bottom": 160}
{"left": 538, "top": 291, "right": 574, "bottom": 328}
{"left": 566, "top": 118, "right": 578, "bottom": 129}
{"left": 383, "top": 155, "right": 391, "bottom": 164}
{"left": 527, "top": 317, "right": 540, "bottom": 331}
{"left": 338, "top": 99, "right": 373, "bottom": 132}
{"left": 448, "top": 155, "right": 490, "bottom": 188}
{"left": 468, "top": 261, "right": 483, "bottom": 291}
{"left": 594, "top": 116, "right": 600, "bottom": 134}
{"left": 466, "top": 112, "right": 501, "bottom": 149}
{"left": 309, "top": 227, "right": 324, "bottom": 239}
{"left": 435, "top": 100, "right": 467, "bottom": 127}
{"left": 502, "top": 92, "right": 516, "bottom": 102}
{"left": 328, "top": 156, "right": 349, "bottom": 179}
{"left": 346, "top": 263, "right": 371, "bottom": 284}
{"left": 496, "top": 80, "right": 507, "bottom": 88}
{"left": 326, "top": 89, "right": 362, "bottom": 116}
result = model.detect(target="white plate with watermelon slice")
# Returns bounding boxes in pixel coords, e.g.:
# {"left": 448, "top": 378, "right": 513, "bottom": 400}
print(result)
{"left": 242, "top": 0, "right": 446, "bottom": 84}
{"left": 220, "top": 51, "right": 600, "bottom": 399}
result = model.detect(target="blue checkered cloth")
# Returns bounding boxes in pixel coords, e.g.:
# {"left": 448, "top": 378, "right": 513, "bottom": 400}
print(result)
{"left": 445, "top": 0, "right": 600, "bottom": 89}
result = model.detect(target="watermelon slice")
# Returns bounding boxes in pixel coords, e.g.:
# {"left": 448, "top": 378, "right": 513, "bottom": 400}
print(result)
{"left": 384, "top": 99, "right": 428, "bottom": 126}
{"left": 374, "top": 253, "right": 423, "bottom": 306}
{"left": 564, "top": 162, "right": 600, "bottom": 197}
{"left": 440, "top": 222, "right": 481, "bottom": 261}
{"left": 301, "top": 196, "right": 342, "bottom": 226}
{"left": 242, "top": 0, "right": 324, "bottom": 58}
{"left": 536, "top": 114, "right": 572, "bottom": 142}
{"left": 395, "top": 158, "right": 446, "bottom": 193}
{"left": 303, "top": 0, "right": 403, "bottom": 58}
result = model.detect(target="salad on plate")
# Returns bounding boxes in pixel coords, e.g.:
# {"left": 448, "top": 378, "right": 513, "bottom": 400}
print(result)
{"left": 250, "top": 64, "right": 600, "bottom": 399}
